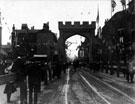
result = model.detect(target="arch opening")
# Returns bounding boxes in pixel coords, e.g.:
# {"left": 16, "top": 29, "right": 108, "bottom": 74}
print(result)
{"left": 65, "top": 34, "right": 86, "bottom": 61}
{"left": 58, "top": 21, "right": 96, "bottom": 63}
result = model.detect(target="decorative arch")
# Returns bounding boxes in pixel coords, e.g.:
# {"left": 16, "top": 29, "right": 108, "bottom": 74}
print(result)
{"left": 58, "top": 21, "right": 96, "bottom": 63}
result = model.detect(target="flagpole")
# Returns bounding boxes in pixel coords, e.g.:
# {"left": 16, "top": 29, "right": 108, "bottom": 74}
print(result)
{"left": 96, "top": 4, "right": 99, "bottom": 36}
{"left": 97, "top": 4, "right": 99, "bottom": 30}
{"left": 111, "top": 0, "right": 112, "bottom": 18}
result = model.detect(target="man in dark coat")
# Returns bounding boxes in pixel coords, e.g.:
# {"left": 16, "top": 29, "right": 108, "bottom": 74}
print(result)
{"left": 11, "top": 56, "right": 27, "bottom": 104}
{"left": 48, "top": 61, "right": 52, "bottom": 81}
{"left": 41, "top": 62, "right": 48, "bottom": 85}
{"left": 26, "top": 62, "right": 42, "bottom": 104}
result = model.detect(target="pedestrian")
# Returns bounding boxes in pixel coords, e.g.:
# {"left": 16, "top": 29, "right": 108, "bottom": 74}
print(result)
{"left": 126, "top": 57, "right": 135, "bottom": 83}
{"left": 26, "top": 61, "right": 42, "bottom": 104}
{"left": 42, "top": 62, "right": 48, "bottom": 85}
{"left": 11, "top": 55, "right": 27, "bottom": 104}
{"left": 4, "top": 64, "right": 17, "bottom": 103}
{"left": 48, "top": 61, "right": 52, "bottom": 81}
{"left": 4, "top": 81, "right": 17, "bottom": 103}
{"left": 55, "top": 61, "right": 61, "bottom": 79}
{"left": 0, "top": 60, "right": 6, "bottom": 75}
{"left": 52, "top": 61, "right": 56, "bottom": 79}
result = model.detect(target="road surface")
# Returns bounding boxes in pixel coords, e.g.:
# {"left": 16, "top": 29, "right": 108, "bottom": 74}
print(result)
{"left": 37, "top": 68, "right": 135, "bottom": 104}
{"left": 0, "top": 67, "right": 135, "bottom": 104}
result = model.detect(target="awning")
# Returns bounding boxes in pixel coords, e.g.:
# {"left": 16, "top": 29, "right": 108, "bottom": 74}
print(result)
{"left": 33, "top": 54, "right": 47, "bottom": 57}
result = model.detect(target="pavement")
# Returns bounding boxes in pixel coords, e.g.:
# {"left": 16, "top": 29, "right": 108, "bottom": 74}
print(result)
{"left": 0, "top": 73, "right": 65, "bottom": 104}
{"left": 0, "top": 81, "right": 45, "bottom": 104}
{"left": 0, "top": 84, "right": 20, "bottom": 104}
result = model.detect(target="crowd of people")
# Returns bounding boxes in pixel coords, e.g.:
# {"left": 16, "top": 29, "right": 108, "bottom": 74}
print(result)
{"left": 3, "top": 54, "right": 67, "bottom": 104}
{"left": 89, "top": 54, "right": 135, "bottom": 83}
{"left": 1, "top": 52, "right": 135, "bottom": 104}
{"left": 0, "top": 60, "right": 7, "bottom": 75}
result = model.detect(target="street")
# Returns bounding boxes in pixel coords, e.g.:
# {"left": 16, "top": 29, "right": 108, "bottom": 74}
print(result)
{"left": 36, "top": 67, "right": 135, "bottom": 104}
{"left": 0, "top": 67, "right": 135, "bottom": 104}
{"left": 0, "top": 0, "right": 135, "bottom": 104}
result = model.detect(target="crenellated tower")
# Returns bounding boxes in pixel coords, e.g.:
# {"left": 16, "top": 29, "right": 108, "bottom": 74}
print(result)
{"left": 58, "top": 21, "right": 96, "bottom": 63}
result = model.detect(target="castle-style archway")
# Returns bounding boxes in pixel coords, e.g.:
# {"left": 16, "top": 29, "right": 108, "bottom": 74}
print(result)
{"left": 58, "top": 21, "right": 96, "bottom": 63}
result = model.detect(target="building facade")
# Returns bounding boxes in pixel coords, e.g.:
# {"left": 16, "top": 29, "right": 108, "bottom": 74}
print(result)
{"left": 101, "top": 0, "right": 135, "bottom": 76}
{"left": 11, "top": 23, "right": 57, "bottom": 60}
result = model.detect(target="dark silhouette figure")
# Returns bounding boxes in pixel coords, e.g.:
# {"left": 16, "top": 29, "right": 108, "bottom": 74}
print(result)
{"left": 11, "top": 56, "right": 27, "bottom": 104}
{"left": 41, "top": 62, "right": 48, "bottom": 85}
{"left": 48, "top": 61, "right": 52, "bottom": 81}
{"left": 4, "top": 82, "right": 17, "bottom": 103}
{"left": 26, "top": 62, "right": 41, "bottom": 104}
{"left": 126, "top": 59, "right": 135, "bottom": 83}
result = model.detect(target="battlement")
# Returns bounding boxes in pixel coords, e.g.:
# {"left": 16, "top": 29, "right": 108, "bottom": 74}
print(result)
{"left": 58, "top": 21, "right": 95, "bottom": 30}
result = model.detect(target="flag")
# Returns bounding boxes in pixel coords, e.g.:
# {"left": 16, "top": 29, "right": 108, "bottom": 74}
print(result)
{"left": 121, "top": 0, "right": 126, "bottom": 6}
{"left": 120, "top": 0, "right": 126, "bottom": 10}
{"left": 96, "top": 6, "right": 99, "bottom": 23}
{"left": 0, "top": 9, "right": 1, "bottom": 25}
{"left": 97, "top": 26, "right": 102, "bottom": 38}
{"left": 111, "top": 0, "right": 116, "bottom": 12}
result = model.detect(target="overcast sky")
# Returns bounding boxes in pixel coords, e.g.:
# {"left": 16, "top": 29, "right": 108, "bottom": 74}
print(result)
{"left": 0, "top": 0, "right": 127, "bottom": 45}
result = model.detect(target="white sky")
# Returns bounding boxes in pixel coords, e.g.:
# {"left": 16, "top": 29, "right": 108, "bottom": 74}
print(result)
{"left": 0, "top": 0, "right": 128, "bottom": 45}
{"left": 66, "top": 34, "right": 84, "bottom": 58}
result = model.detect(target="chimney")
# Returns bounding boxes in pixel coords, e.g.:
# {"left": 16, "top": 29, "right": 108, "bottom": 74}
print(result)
{"left": 21, "top": 24, "right": 28, "bottom": 30}
{"left": 31, "top": 26, "right": 34, "bottom": 30}
{"left": 43, "top": 22, "right": 49, "bottom": 30}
